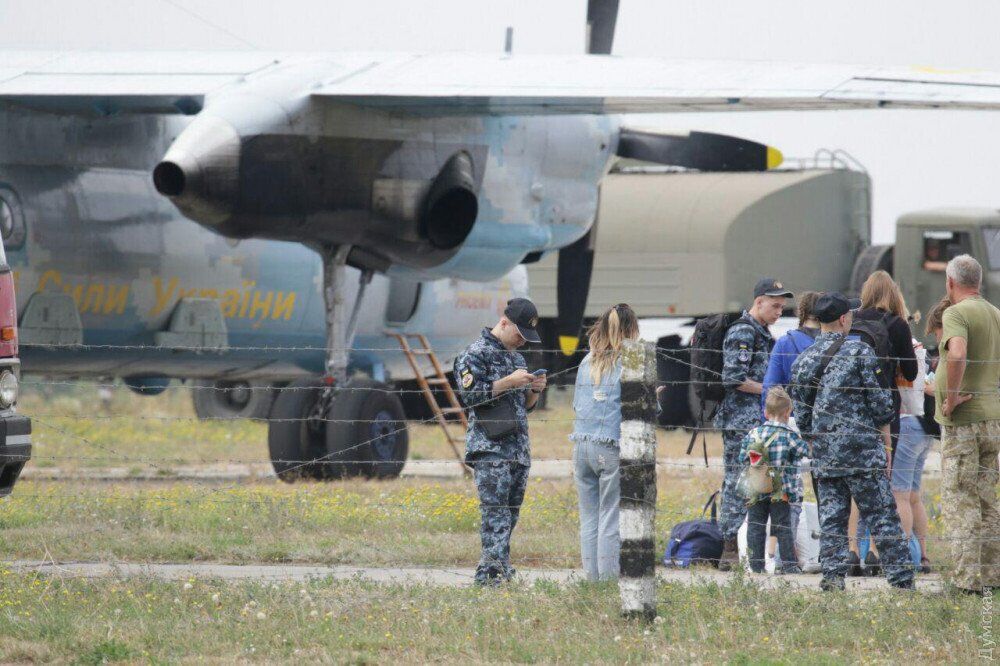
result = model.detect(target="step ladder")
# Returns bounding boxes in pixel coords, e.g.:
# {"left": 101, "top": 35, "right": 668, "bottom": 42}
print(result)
{"left": 386, "top": 332, "right": 471, "bottom": 477}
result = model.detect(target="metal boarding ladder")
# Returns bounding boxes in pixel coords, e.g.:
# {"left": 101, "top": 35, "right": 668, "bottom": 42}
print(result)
{"left": 386, "top": 332, "right": 471, "bottom": 478}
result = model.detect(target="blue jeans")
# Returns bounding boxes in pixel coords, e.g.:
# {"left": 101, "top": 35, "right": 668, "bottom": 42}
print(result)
{"left": 891, "top": 415, "right": 931, "bottom": 492}
{"left": 573, "top": 439, "right": 620, "bottom": 581}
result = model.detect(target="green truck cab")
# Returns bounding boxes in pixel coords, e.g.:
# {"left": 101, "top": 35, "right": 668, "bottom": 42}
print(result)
{"left": 895, "top": 208, "right": 999, "bottom": 344}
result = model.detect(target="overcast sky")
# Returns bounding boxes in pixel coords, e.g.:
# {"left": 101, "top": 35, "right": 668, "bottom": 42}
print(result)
{"left": 3, "top": 0, "right": 1000, "bottom": 242}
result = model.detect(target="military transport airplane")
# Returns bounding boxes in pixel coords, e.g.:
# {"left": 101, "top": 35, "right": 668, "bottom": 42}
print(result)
{"left": 4, "top": 0, "right": 1000, "bottom": 480}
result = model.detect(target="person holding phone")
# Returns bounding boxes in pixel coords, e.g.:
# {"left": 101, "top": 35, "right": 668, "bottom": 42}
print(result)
{"left": 454, "top": 298, "right": 546, "bottom": 586}
{"left": 570, "top": 303, "right": 656, "bottom": 581}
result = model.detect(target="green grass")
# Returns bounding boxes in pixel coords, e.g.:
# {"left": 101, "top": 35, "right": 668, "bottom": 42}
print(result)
{"left": 20, "top": 381, "right": 723, "bottom": 472}
{"left": 0, "top": 573, "right": 984, "bottom": 663}
{"left": 0, "top": 474, "right": 952, "bottom": 570}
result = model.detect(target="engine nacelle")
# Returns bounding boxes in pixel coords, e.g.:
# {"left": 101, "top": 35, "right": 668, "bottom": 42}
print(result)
{"left": 153, "top": 110, "right": 480, "bottom": 271}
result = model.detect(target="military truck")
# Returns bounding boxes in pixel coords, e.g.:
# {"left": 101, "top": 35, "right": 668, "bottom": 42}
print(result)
{"left": 527, "top": 156, "right": 993, "bottom": 427}
{"left": 893, "top": 208, "right": 999, "bottom": 344}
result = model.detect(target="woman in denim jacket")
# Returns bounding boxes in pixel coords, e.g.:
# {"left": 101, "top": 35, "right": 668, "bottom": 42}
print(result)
{"left": 570, "top": 303, "right": 640, "bottom": 581}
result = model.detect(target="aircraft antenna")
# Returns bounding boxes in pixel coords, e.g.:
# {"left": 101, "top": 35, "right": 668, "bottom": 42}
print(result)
{"left": 158, "top": 0, "right": 261, "bottom": 50}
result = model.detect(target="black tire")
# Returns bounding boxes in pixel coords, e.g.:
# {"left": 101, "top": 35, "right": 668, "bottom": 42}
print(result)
{"left": 267, "top": 378, "right": 332, "bottom": 482}
{"left": 326, "top": 377, "right": 409, "bottom": 479}
{"left": 192, "top": 379, "right": 275, "bottom": 420}
{"left": 656, "top": 335, "right": 693, "bottom": 428}
{"left": 849, "top": 244, "right": 895, "bottom": 295}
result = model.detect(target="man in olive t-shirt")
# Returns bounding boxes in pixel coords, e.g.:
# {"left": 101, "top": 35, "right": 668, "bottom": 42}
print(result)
{"left": 936, "top": 254, "right": 1000, "bottom": 594}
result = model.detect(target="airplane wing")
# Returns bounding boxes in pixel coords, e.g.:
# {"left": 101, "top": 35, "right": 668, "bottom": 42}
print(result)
{"left": 0, "top": 51, "right": 282, "bottom": 114}
{"left": 316, "top": 54, "right": 1000, "bottom": 114}
{"left": 3, "top": 51, "right": 1000, "bottom": 115}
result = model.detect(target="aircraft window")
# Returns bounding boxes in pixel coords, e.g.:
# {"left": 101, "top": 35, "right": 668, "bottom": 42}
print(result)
{"left": 983, "top": 228, "right": 1000, "bottom": 270}
{"left": 0, "top": 188, "right": 25, "bottom": 250}
{"left": 922, "top": 230, "right": 970, "bottom": 272}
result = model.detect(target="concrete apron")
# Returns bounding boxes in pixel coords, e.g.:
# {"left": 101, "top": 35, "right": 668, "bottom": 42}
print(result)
{"left": 20, "top": 454, "right": 943, "bottom": 482}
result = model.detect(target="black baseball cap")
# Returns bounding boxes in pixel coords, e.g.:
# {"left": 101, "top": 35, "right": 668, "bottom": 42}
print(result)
{"left": 504, "top": 298, "right": 541, "bottom": 344}
{"left": 813, "top": 292, "right": 862, "bottom": 323}
{"left": 753, "top": 278, "right": 794, "bottom": 299}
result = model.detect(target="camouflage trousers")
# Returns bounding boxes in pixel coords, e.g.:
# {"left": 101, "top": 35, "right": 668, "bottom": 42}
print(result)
{"left": 473, "top": 460, "right": 529, "bottom": 585}
{"left": 816, "top": 472, "right": 914, "bottom": 588}
{"left": 941, "top": 420, "right": 1000, "bottom": 591}
{"left": 720, "top": 430, "right": 750, "bottom": 540}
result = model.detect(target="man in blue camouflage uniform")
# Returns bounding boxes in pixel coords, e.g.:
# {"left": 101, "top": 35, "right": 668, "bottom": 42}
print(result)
{"left": 717, "top": 278, "right": 790, "bottom": 570}
{"left": 454, "top": 298, "right": 546, "bottom": 586}
{"left": 789, "top": 292, "right": 915, "bottom": 591}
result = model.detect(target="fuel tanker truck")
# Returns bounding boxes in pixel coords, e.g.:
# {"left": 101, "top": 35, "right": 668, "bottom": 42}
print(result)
{"left": 526, "top": 153, "right": 994, "bottom": 427}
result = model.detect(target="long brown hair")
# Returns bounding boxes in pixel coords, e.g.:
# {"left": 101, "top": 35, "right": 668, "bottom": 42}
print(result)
{"left": 860, "top": 270, "right": 909, "bottom": 319}
{"left": 587, "top": 303, "right": 640, "bottom": 384}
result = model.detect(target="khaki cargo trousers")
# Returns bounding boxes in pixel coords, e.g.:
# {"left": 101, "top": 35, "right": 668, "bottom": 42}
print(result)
{"left": 941, "top": 420, "right": 1000, "bottom": 591}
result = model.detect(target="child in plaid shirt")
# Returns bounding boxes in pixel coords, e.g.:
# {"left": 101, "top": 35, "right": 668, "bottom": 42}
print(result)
{"left": 739, "top": 386, "right": 807, "bottom": 574}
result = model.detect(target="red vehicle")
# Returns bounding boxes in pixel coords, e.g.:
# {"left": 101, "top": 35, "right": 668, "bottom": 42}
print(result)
{"left": 0, "top": 236, "right": 30, "bottom": 496}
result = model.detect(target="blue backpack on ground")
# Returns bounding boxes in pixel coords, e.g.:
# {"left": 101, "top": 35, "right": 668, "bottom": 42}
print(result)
{"left": 663, "top": 491, "right": 724, "bottom": 568}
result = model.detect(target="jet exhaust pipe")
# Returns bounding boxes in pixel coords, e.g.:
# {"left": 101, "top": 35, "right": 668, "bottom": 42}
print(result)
{"left": 153, "top": 114, "right": 241, "bottom": 230}
{"left": 420, "top": 152, "right": 477, "bottom": 250}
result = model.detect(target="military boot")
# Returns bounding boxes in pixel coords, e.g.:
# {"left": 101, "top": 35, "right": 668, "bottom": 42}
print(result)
{"left": 718, "top": 538, "right": 739, "bottom": 572}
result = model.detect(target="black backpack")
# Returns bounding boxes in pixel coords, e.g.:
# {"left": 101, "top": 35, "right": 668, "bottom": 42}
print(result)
{"left": 689, "top": 312, "right": 745, "bottom": 403}
{"left": 850, "top": 312, "right": 894, "bottom": 387}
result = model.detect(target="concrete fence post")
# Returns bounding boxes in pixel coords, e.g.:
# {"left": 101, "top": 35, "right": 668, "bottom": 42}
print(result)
{"left": 618, "top": 339, "right": 658, "bottom": 621}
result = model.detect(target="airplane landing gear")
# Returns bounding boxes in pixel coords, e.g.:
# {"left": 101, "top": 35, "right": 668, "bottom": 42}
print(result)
{"left": 266, "top": 246, "right": 409, "bottom": 481}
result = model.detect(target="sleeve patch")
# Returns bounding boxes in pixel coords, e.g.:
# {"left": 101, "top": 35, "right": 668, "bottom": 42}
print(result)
{"left": 737, "top": 347, "right": 751, "bottom": 363}
{"left": 461, "top": 370, "right": 474, "bottom": 388}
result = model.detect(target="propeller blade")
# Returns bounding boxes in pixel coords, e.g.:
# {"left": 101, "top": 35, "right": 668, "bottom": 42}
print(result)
{"left": 617, "top": 129, "right": 783, "bottom": 171}
{"left": 556, "top": 228, "right": 596, "bottom": 356}
{"left": 586, "top": 0, "right": 619, "bottom": 54}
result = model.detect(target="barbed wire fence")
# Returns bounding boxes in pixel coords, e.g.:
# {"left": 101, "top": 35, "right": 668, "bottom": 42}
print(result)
{"left": 3, "top": 339, "right": 1000, "bottom": 596}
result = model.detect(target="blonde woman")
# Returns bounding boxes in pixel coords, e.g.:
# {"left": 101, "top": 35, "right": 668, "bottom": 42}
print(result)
{"left": 570, "top": 303, "right": 641, "bottom": 581}
{"left": 851, "top": 270, "right": 919, "bottom": 575}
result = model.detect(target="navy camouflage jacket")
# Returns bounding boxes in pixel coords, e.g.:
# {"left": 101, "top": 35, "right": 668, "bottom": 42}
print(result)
{"left": 789, "top": 332, "right": 895, "bottom": 478}
{"left": 454, "top": 328, "right": 533, "bottom": 466}
{"left": 714, "top": 312, "right": 774, "bottom": 433}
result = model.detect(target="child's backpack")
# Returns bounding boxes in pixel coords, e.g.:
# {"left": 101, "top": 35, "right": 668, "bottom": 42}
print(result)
{"left": 663, "top": 492, "right": 724, "bottom": 568}
{"left": 736, "top": 432, "right": 778, "bottom": 500}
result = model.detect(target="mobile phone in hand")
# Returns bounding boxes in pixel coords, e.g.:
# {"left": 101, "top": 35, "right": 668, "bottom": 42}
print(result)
{"left": 532, "top": 369, "right": 547, "bottom": 376}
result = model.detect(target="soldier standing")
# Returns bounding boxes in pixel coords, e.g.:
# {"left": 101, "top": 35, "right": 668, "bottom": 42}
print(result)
{"left": 454, "top": 298, "right": 546, "bottom": 586}
{"left": 790, "top": 292, "right": 915, "bottom": 591}
{"left": 936, "top": 255, "right": 1000, "bottom": 595}
{"left": 717, "top": 278, "right": 790, "bottom": 570}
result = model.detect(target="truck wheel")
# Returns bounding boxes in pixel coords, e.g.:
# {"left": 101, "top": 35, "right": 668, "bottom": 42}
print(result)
{"left": 849, "top": 244, "right": 894, "bottom": 295}
{"left": 267, "top": 378, "right": 333, "bottom": 482}
{"left": 656, "top": 335, "right": 693, "bottom": 428}
{"left": 326, "top": 377, "right": 409, "bottom": 479}
{"left": 192, "top": 380, "right": 275, "bottom": 420}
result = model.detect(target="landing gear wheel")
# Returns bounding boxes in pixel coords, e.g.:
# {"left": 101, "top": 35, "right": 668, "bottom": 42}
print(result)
{"left": 192, "top": 379, "right": 275, "bottom": 420}
{"left": 268, "top": 378, "right": 333, "bottom": 482}
{"left": 326, "top": 377, "right": 409, "bottom": 479}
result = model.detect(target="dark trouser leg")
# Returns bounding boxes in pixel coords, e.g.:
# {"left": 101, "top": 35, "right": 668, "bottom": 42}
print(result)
{"left": 503, "top": 463, "right": 530, "bottom": 573}
{"left": 720, "top": 430, "right": 749, "bottom": 539}
{"left": 848, "top": 472, "right": 914, "bottom": 588}
{"left": 770, "top": 500, "right": 798, "bottom": 572}
{"left": 473, "top": 461, "right": 515, "bottom": 583}
{"left": 817, "top": 477, "right": 851, "bottom": 584}
{"left": 746, "top": 500, "right": 769, "bottom": 573}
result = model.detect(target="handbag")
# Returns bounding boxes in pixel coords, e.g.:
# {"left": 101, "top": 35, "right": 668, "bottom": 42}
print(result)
{"left": 474, "top": 397, "right": 519, "bottom": 440}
